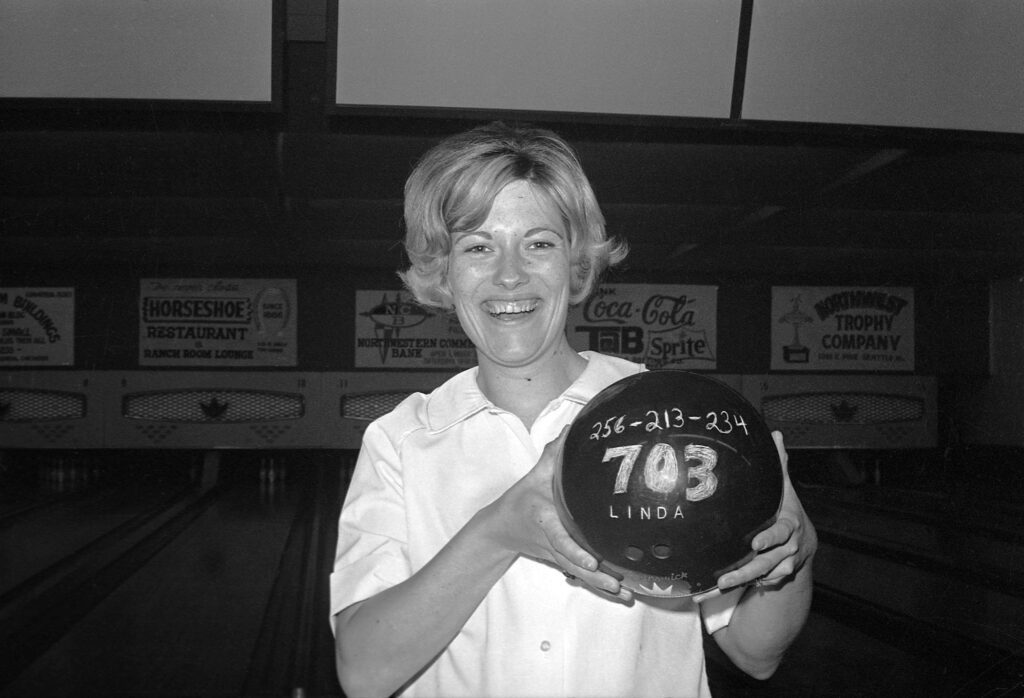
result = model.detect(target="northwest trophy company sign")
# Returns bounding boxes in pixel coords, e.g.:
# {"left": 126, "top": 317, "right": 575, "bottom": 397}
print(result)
{"left": 771, "top": 286, "right": 914, "bottom": 371}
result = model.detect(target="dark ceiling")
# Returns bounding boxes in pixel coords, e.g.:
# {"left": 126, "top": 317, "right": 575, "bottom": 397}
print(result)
{"left": 2, "top": 76, "right": 1022, "bottom": 286}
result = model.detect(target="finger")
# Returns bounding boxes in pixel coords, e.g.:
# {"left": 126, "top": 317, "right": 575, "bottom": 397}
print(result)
{"left": 554, "top": 552, "right": 622, "bottom": 594}
{"left": 609, "top": 586, "right": 633, "bottom": 603}
{"left": 536, "top": 426, "right": 570, "bottom": 476}
{"left": 772, "top": 430, "right": 790, "bottom": 474}
{"left": 546, "top": 516, "right": 598, "bottom": 571}
{"left": 717, "top": 546, "right": 792, "bottom": 589}
{"left": 762, "top": 557, "right": 797, "bottom": 582}
{"left": 584, "top": 573, "right": 630, "bottom": 601}
{"left": 691, "top": 587, "right": 723, "bottom": 604}
{"left": 553, "top": 541, "right": 598, "bottom": 573}
{"left": 547, "top": 425, "right": 570, "bottom": 454}
{"left": 752, "top": 516, "right": 796, "bottom": 552}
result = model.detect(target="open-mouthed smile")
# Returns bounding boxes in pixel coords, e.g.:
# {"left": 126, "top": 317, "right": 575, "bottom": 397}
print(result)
{"left": 483, "top": 299, "right": 539, "bottom": 318}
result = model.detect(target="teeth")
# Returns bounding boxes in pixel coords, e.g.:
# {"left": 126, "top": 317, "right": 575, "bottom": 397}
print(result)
{"left": 485, "top": 300, "right": 537, "bottom": 316}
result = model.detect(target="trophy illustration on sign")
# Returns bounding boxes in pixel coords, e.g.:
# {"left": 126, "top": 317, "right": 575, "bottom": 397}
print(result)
{"left": 778, "top": 295, "right": 812, "bottom": 363}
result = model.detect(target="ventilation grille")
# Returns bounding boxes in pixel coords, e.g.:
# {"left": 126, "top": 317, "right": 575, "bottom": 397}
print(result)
{"left": 341, "top": 392, "right": 410, "bottom": 421}
{"left": 0, "top": 388, "right": 86, "bottom": 422}
{"left": 762, "top": 392, "right": 924, "bottom": 425}
{"left": 123, "top": 389, "right": 303, "bottom": 423}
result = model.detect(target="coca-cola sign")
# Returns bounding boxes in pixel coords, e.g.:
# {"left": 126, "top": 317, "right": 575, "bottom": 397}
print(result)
{"left": 569, "top": 284, "right": 717, "bottom": 369}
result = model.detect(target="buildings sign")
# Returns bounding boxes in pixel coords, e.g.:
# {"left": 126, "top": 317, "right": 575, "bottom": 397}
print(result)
{"left": 0, "top": 287, "right": 74, "bottom": 365}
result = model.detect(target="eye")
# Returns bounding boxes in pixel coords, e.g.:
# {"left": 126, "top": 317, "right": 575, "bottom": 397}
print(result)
{"left": 452, "top": 236, "right": 489, "bottom": 255}
{"left": 528, "top": 232, "right": 563, "bottom": 250}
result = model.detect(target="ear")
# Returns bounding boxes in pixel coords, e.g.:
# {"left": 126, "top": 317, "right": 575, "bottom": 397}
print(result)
{"left": 569, "top": 260, "right": 591, "bottom": 305}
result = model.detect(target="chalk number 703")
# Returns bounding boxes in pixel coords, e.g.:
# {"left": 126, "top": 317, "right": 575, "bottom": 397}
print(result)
{"left": 603, "top": 442, "right": 719, "bottom": 502}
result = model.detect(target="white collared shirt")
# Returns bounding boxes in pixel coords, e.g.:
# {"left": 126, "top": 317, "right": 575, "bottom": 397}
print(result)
{"left": 331, "top": 351, "right": 739, "bottom": 698}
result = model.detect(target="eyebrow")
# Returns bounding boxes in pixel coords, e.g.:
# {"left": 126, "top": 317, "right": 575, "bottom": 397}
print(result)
{"left": 450, "top": 230, "right": 489, "bottom": 244}
{"left": 452, "top": 227, "right": 564, "bottom": 244}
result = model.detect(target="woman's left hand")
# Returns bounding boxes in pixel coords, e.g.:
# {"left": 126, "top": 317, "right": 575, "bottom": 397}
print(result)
{"left": 716, "top": 431, "right": 817, "bottom": 591}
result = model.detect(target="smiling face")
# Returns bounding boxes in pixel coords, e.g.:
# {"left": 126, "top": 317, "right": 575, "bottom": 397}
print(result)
{"left": 446, "top": 180, "right": 577, "bottom": 373}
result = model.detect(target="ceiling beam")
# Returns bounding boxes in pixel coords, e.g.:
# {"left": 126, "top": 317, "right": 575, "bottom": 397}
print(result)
{"left": 669, "top": 148, "right": 910, "bottom": 259}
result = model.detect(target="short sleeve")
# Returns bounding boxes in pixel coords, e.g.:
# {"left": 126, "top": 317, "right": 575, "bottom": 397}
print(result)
{"left": 698, "top": 586, "right": 744, "bottom": 635}
{"left": 329, "top": 419, "right": 413, "bottom": 627}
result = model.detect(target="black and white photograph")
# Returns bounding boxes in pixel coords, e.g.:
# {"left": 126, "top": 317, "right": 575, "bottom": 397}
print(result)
{"left": 1, "top": 2, "right": 1022, "bottom": 696}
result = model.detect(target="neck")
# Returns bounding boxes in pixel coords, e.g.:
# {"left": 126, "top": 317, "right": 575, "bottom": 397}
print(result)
{"left": 476, "top": 345, "right": 587, "bottom": 429}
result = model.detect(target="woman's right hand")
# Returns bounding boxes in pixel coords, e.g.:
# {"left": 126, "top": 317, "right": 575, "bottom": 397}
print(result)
{"left": 483, "top": 426, "right": 632, "bottom": 601}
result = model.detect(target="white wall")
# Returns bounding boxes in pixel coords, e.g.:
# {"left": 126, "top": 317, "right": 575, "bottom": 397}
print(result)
{"left": 333, "top": 0, "right": 1024, "bottom": 134}
{"left": 334, "top": 0, "right": 741, "bottom": 118}
{"left": 743, "top": 0, "right": 1024, "bottom": 134}
{"left": 0, "top": 0, "right": 274, "bottom": 102}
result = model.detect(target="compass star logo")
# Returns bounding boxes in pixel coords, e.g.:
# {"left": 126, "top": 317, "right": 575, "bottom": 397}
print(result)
{"left": 360, "top": 293, "right": 432, "bottom": 363}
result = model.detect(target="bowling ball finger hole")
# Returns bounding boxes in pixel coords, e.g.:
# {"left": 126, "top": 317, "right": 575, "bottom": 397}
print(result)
{"left": 623, "top": 544, "right": 672, "bottom": 562}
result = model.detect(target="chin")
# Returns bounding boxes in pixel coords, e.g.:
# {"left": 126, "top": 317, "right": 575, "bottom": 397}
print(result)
{"left": 486, "top": 351, "right": 539, "bottom": 368}
{"left": 477, "top": 342, "right": 543, "bottom": 366}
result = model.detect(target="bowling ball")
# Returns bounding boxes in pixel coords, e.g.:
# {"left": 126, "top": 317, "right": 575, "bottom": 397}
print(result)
{"left": 554, "top": 370, "right": 783, "bottom": 598}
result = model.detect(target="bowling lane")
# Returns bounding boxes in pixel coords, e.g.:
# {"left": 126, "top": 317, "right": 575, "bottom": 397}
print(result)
{"left": 3, "top": 456, "right": 307, "bottom": 697}
{"left": 0, "top": 451, "right": 102, "bottom": 521}
{"left": 0, "top": 477, "right": 193, "bottom": 599}
{"left": 6, "top": 447, "right": 1020, "bottom": 697}
{"left": 706, "top": 608, "right": 965, "bottom": 697}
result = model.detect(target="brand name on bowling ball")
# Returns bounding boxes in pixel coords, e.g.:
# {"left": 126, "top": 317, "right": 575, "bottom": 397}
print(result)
{"left": 603, "top": 441, "right": 719, "bottom": 518}
{"left": 589, "top": 406, "right": 750, "bottom": 442}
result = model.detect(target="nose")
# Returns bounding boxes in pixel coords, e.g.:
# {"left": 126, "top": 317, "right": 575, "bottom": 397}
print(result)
{"left": 494, "top": 248, "right": 529, "bottom": 289}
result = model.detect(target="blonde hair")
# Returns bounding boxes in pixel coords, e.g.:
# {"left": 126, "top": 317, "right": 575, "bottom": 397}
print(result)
{"left": 399, "top": 122, "right": 628, "bottom": 310}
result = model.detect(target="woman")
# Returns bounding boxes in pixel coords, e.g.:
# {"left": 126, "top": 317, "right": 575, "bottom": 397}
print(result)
{"left": 331, "top": 122, "right": 816, "bottom": 698}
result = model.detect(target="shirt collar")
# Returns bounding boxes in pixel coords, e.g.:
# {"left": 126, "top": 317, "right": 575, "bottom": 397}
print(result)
{"left": 424, "top": 366, "right": 491, "bottom": 433}
{"left": 424, "top": 351, "right": 644, "bottom": 433}
{"left": 562, "top": 351, "right": 645, "bottom": 405}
